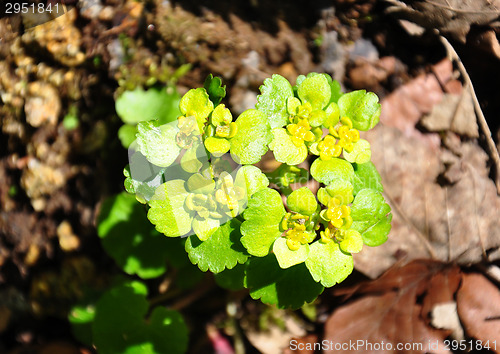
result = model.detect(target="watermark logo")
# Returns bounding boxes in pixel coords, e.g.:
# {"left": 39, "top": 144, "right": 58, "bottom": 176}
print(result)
{"left": 1, "top": 1, "right": 76, "bottom": 28}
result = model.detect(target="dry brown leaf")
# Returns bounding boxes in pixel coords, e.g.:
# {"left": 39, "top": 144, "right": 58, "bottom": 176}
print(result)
{"left": 325, "top": 261, "right": 460, "bottom": 354}
{"left": 379, "top": 59, "right": 461, "bottom": 147}
{"left": 456, "top": 273, "right": 500, "bottom": 349}
{"left": 420, "top": 86, "right": 479, "bottom": 138}
{"left": 386, "top": 0, "right": 500, "bottom": 43}
{"left": 469, "top": 29, "right": 500, "bottom": 60}
{"left": 354, "top": 124, "right": 500, "bottom": 278}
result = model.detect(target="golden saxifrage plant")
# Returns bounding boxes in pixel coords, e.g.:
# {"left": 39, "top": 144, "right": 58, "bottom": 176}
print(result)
{"left": 124, "top": 73, "right": 392, "bottom": 309}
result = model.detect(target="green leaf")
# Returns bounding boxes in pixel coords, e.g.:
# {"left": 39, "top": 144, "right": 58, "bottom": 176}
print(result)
{"left": 148, "top": 180, "right": 193, "bottom": 237}
{"left": 317, "top": 187, "right": 331, "bottom": 206}
{"left": 186, "top": 172, "right": 215, "bottom": 194}
{"left": 339, "top": 229, "right": 363, "bottom": 253}
{"left": 308, "top": 109, "right": 327, "bottom": 127}
{"left": 185, "top": 219, "right": 248, "bottom": 273}
{"left": 324, "top": 179, "right": 354, "bottom": 205}
{"left": 310, "top": 157, "right": 354, "bottom": 184}
{"left": 241, "top": 188, "right": 285, "bottom": 257}
{"left": 191, "top": 217, "right": 220, "bottom": 241}
{"left": 123, "top": 154, "right": 166, "bottom": 204}
{"left": 269, "top": 128, "right": 308, "bottom": 165}
{"left": 179, "top": 88, "right": 214, "bottom": 131}
{"left": 118, "top": 124, "right": 138, "bottom": 148}
{"left": 350, "top": 188, "right": 392, "bottom": 246}
{"left": 327, "top": 77, "right": 343, "bottom": 104}
{"left": 286, "top": 187, "right": 317, "bottom": 215}
{"left": 305, "top": 241, "right": 353, "bottom": 287}
{"left": 92, "top": 280, "right": 188, "bottom": 354}
{"left": 256, "top": 74, "right": 294, "bottom": 129}
{"left": 323, "top": 102, "right": 340, "bottom": 128}
{"left": 338, "top": 90, "right": 381, "bottom": 131}
{"left": 230, "top": 109, "right": 272, "bottom": 164}
{"left": 136, "top": 120, "right": 181, "bottom": 168}
{"left": 204, "top": 136, "right": 230, "bottom": 156}
{"left": 97, "top": 192, "right": 171, "bottom": 279}
{"left": 352, "top": 162, "right": 383, "bottom": 196}
{"left": 343, "top": 139, "right": 371, "bottom": 164}
{"left": 297, "top": 74, "right": 331, "bottom": 110}
{"left": 116, "top": 87, "right": 181, "bottom": 125}
{"left": 211, "top": 104, "right": 232, "bottom": 126}
{"left": 180, "top": 143, "right": 207, "bottom": 173}
{"left": 244, "top": 254, "right": 324, "bottom": 309}
{"left": 234, "top": 165, "right": 269, "bottom": 198}
{"left": 204, "top": 74, "right": 226, "bottom": 106}
{"left": 214, "top": 263, "right": 246, "bottom": 290}
{"left": 273, "top": 237, "right": 309, "bottom": 269}
{"left": 69, "top": 299, "right": 97, "bottom": 346}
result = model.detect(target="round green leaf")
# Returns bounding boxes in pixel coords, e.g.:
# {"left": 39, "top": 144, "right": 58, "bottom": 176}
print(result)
{"left": 305, "top": 241, "right": 353, "bottom": 287}
{"left": 136, "top": 120, "right": 181, "bottom": 168}
{"left": 211, "top": 104, "right": 232, "bottom": 126}
{"left": 352, "top": 162, "right": 383, "bottom": 196}
{"left": 92, "top": 280, "right": 188, "bottom": 354}
{"left": 234, "top": 165, "right": 269, "bottom": 198}
{"left": 338, "top": 90, "right": 381, "bottom": 131}
{"left": 244, "top": 254, "right": 324, "bottom": 309}
{"left": 339, "top": 229, "right": 363, "bottom": 253}
{"left": 323, "top": 102, "right": 340, "bottom": 128}
{"left": 241, "top": 188, "right": 286, "bottom": 257}
{"left": 179, "top": 88, "right": 214, "bottom": 131}
{"left": 204, "top": 136, "right": 230, "bottom": 156}
{"left": 97, "top": 192, "right": 171, "bottom": 279}
{"left": 310, "top": 157, "right": 354, "bottom": 184}
{"left": 192, "top": 217, "right": 220, "bottom": 241}
{"left": 180, "top": 143, "right": 206, "bottom": 173}
{"left": 118, "top": 124, "right": 138, "bottom": 148}
{"left": 286, "top": 187, "right": 318, "bottom": 215}
{"left": 185, "top": 219, "right": 248, "bottom": 273}
{"left": 273, "top": 237, "right": 310, "bottom": 269}
{"left": 350, "top": 188, "right": 392, "bottom": 246}
{"left": 325, "top": 179, "right": 354, "bottom": 205}
{"left": 308, "top": 109, "right": 327, "bottom": 127}
{"left": 343, "top": 139, "right": 371, "bottom": 164}
{"left": 256, "top": 74, "right": 294, "bottom": 129}
{"left": 298, "top": 74, "right": 331, "bottom": 110}
{"left": 148, "top": 180, "right": 193, "bottom": 237}
{"left": 230, "top": 109, "right": 272, "bottom": 164}
{"left": 116, "top": 87, "right": 181, "bottom": 125}
{"left": 269, "top": 128, "right": 308, "bottom": 166}
{"left": 214, "top": 263, "right": 246, "bottom": 290}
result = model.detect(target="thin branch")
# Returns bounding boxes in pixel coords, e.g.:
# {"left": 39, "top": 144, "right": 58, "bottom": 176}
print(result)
{"left": 440, "top": 35, "right": 500, "bottom": 194}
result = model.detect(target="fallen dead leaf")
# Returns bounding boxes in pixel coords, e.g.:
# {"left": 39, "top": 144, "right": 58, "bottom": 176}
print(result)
{"left": 379, "top": 59, "right": 461, "bottom": 147}
{"left": 456, "top": 273, "right": 500, "bottom": 350}
{"left": 354, "top": 125, "right": 500, "bottom": 278}
{"left": 325, "top": 261, "right": 460, "bottom": 354}
{"left": 385, "top": 0, "right": 500, "bottom": 43}
{"left": 420, "top": 86, "right": 479, "bottom": 138}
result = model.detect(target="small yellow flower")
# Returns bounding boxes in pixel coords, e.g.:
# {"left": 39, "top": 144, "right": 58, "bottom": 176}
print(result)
{"left": 285, "top": 225, "right": 310, "bottom": 251}
{"left": 214, "top": 175, "right": 245, "bottom": 216}
{"left": 325, "top": 198, "right": 351, "bottom": 229}
{"left": 177, "top": 116, "right": 201, "bottom": 149}
{"left": 281, "top": 212, "right": 314, "bottom": 251}
{"left": 215, "top": 122, "right": 238, "bottom": 138}
{"left": 287, "top": 119, "right": 315, "bottom": 147}
{"left": 317, "top": 135, "right": 342, "bottom": 160}
{"left": 329, "top": 117, "right": 360, "bottom": 153}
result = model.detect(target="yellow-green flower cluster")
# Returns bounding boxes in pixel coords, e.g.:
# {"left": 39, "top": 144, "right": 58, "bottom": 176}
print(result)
{"left": 281, "top": 212, "right": 315, "bottom": 251}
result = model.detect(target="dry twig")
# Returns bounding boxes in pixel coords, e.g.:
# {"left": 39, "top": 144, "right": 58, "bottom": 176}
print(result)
{"left": 439, "top": 36, "right": 500, "bottom": 194}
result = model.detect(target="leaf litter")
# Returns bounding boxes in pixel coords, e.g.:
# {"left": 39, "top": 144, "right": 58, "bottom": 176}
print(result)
{"left": 353, "top": 59, "right": 500, "bottom": 279}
